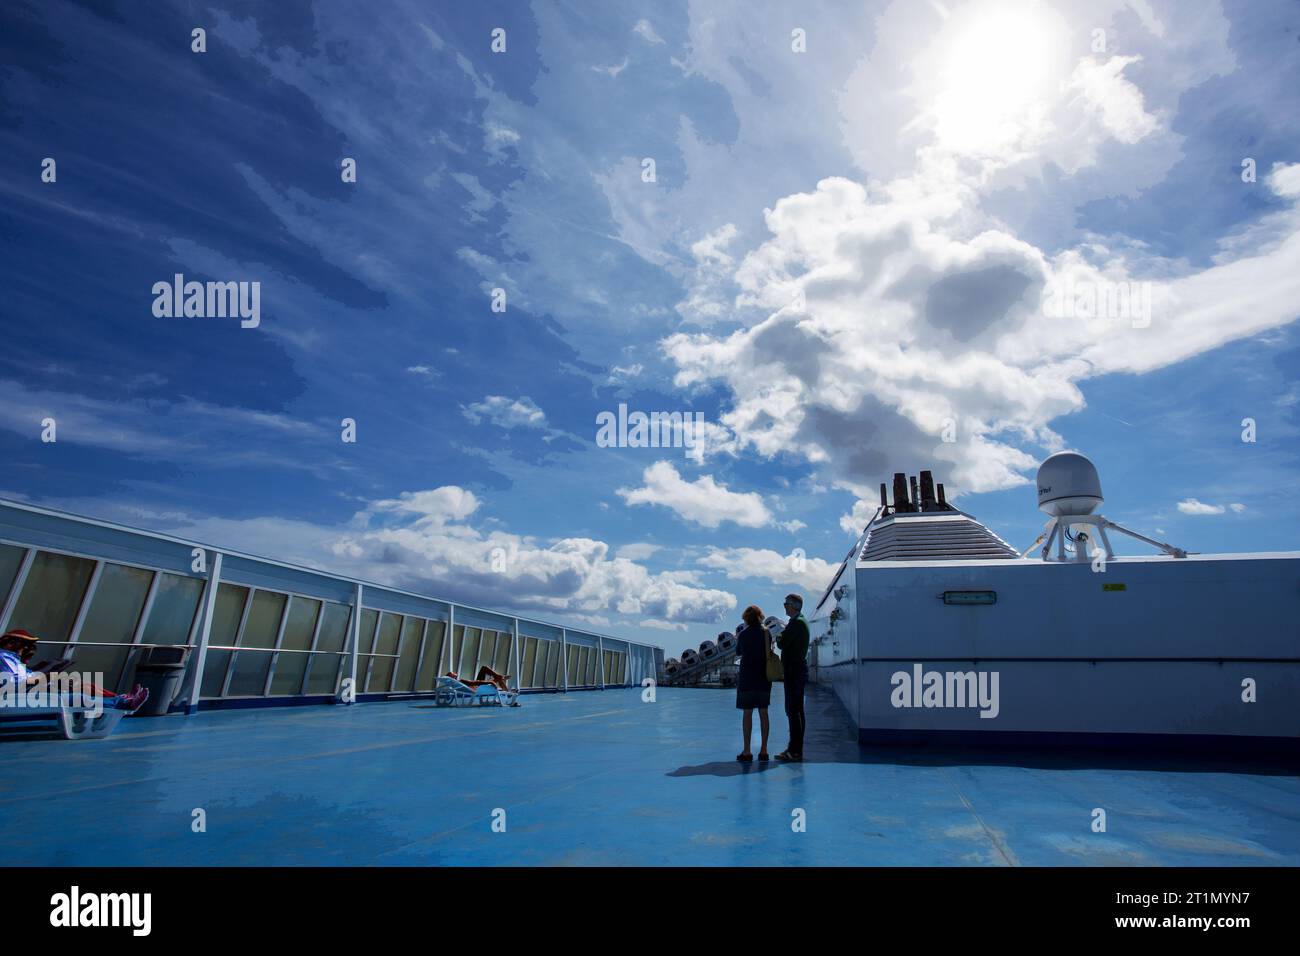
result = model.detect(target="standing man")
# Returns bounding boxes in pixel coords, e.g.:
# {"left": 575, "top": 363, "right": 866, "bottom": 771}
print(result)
{"left": 775, "top": 594, "right": 809, "bottom": 762}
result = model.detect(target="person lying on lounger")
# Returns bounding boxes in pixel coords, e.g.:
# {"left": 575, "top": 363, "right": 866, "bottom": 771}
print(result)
{"left": 445, "top": 665, "right": 513, "bottom": 692}
{"left": 0, "top": 629, "right": 149, "bottom": 711}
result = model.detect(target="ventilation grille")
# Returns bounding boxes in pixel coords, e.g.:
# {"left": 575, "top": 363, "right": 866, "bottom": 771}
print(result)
{"left": 859, "top": 514, "right": 1020, "bottom": 562}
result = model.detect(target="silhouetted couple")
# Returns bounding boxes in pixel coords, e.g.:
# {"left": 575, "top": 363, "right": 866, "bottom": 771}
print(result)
{"left": 735, "top": 594, "right": 809, "bottom": 763}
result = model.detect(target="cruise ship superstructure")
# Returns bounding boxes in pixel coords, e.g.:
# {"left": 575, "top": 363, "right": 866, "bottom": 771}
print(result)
{"left": 809, "top": 453, "right": 1300, "bottom": 750}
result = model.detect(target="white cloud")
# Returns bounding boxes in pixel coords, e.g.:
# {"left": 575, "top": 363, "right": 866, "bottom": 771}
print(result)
{"left": 1175, "top": 502, "right": 1242, "bottom": 515}
{"left": 0, "top": 377, "right": 332, "bottom": 478}
{"left": 616, "top": 542, "right": 662, "bottom": 561}
{"left": 592, "top": 58, "right": 629, "bottom": 79}
{"left": 607, "top": 363, "right": 644, "bottom": 384}
{"left": 676, "top": 223, "right": 743, "bottom": 324}
{"left": 461, "top": 395, "right": 547, "bottom": 430}
{"left": 633, "top": 19, "right": 664, "bottom": 44}
{"left": 617, "top": 461, "right": 771, "bottom": 528}
{"left": 836, "top": 0, "right": 1196, "bottom": 192}
{"left": 1125, "top": 0, "right": 1166, "bottom": 38}
{"left": 839, "top": 497, "right": 879, "bottom": 534}
{"left": 663, "top": 160, "right": 1300, "bottom": 514}
{"left": 450, "top": 172, "right": 496, "bottom": 220}
{"left": 698, "top": 546, "right": 839, "bottom": 594}
{"left": 420, "top": 24, "right": 445, "bottom": 50}
{"left": 368, "top": 487, "right": 481, "bottom": 524}
{"left": 1064, "top": 55, "right": 1160, "bottom": 150}
{"left": 640, "top": 619, "right": 687, "bottom": 632}
{"left": 134, "top": 487, "right": 736, "bottom": 626}
{"left": 1269, "top": 162, "right": 1300, "bottom": 200}
{"left": 485, "top": 122, "right": 520, "bottom": 162}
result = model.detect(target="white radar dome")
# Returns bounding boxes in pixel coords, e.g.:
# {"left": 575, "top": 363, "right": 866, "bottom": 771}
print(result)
{"left": 1036, "top": 451, "right": 1103, "bottom": 516}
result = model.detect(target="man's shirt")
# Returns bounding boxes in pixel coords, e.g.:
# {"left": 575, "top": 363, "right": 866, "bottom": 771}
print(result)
{"left": 778, "top": 614, "right": 810, "bottom": 667}
{"left": 0, "top": 648, "right": 32, "bottom": 683}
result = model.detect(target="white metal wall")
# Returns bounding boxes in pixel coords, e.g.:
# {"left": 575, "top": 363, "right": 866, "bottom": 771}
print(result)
{"left": 0, "top": 499, "right": 658, "bottom": 709}
{"left": 847, "top": 554, "right": 1300, "bottom": 738}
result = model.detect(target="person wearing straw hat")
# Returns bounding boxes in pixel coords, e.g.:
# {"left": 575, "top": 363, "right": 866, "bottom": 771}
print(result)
{"left": 0, "top": 629, "right": 149, "bottom": 711}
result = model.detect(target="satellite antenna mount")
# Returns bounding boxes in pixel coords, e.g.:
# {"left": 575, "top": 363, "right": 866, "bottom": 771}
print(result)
{"left": 1023, "top": 452, "right": 1187, "bottom": 561}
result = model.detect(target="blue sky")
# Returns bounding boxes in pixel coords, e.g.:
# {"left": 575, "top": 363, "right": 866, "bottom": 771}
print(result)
{"left": 1, "top": 0, "right": 1298, "bottom": 654}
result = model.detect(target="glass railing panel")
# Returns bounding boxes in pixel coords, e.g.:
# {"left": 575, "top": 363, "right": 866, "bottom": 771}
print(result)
{"left": 520, "top": 636, "right": 538, "bottom": 688}
{"left": 493, "top": 632, "right": 512, "bottom": 678}
{"left": 6, "top": 550, "right": 96, "bottom": 656}
{"left": 0, "top": 543, "right": 25, "bottom": 608}
{"left": 199, "top": 584, "right": 248, "bottom": 698}
{"left": 368, "top": 611, "right": 401, "bottom": 691}
{"left": 269, "top": 596, "right": 320, "bottom": 696}
{"left": 393, "top": 616, "right": 424, "bottom": 692}
{"left": 139, "top": 573, "right": 204, "bottom": 647}
{"left": 69, "top": 563, "right": 153, "bottom": 692}
{"left": 303, "top": 601, "right": 350, "bottom": 695}
{"left": 225, "top": 591, "right": 287, "bottom": 696}
{"left": 414, "top": 619, "right": 446, "bottom": 691}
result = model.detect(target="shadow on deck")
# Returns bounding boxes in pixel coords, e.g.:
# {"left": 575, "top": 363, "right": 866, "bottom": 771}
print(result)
{"left": 671, "top": 683, "right": 1300, "bottom": 778}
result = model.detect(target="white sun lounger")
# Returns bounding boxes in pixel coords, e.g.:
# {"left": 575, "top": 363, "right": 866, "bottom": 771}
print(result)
{"left": 0, "top": 704, "right": 126, "bottom": 740}
{"left": 433, "top": 676, "right": 519, "bottom": 708}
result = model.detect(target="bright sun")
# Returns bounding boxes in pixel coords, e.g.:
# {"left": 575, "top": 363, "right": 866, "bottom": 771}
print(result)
{"left": 926, "top": 1, "right": 1070, "bottom": 157}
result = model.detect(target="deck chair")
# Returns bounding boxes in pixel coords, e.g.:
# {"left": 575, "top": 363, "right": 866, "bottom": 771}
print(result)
{"left": 474, "top": 683, "right": 520, "bottom": 707}
{"left": 434, "top": 675, "right": 520, "bottom": 708}
{"left": 0, "top": 703, "right": 126, "bottom": 740}
{"left": 434, "top": 675, "right": 477, "bottom": 707}
{"left": 448, "top": 669, "right": 520, "bottom": 704}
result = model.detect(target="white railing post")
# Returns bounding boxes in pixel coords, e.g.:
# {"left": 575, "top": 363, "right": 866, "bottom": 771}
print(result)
{"left": 560, "top": 627, "right": 568, "bottom": 693}
{"left": 511, "top": 617, "right": 521, "bottom": 692}
{"left": 445, "top": 604, "right": 455, "bottom": 676}
{"left": 343, "top": 583, "right": 362, "bottom": 704}
{"left": 186, "top": 551, "right": 223, "bottom": 713}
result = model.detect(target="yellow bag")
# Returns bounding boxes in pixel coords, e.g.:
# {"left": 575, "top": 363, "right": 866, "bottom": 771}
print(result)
{"left": 764, "top": 629, "right": 784, "bottom": 683}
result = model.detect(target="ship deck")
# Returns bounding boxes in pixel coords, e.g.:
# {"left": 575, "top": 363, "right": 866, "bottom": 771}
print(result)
{"left": 2, "top": 684, "right": 1298, "bottom": 866}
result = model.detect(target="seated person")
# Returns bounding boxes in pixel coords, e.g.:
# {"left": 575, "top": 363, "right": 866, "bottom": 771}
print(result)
{"left": 1, "top": 629, "right": 149, "bottom": 711}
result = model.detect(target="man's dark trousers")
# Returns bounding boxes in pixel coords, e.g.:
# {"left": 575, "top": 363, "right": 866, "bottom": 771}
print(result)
{"left": 784, "top": 661, "right": 807, "bottom": 755}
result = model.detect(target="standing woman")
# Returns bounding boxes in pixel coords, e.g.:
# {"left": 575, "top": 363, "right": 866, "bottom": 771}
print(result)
{"left": 734, "top": 605, "right": 772, "bottom": 762}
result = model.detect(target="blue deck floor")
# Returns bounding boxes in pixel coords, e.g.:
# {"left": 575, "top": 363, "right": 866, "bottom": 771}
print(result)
{"left": 2, "top": 684, "right": 1298, "bottom": 866}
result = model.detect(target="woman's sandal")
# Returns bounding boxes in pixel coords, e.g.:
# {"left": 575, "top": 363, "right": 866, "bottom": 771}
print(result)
{"left": 757, "top": 752, "right": 770, "bottom": 761}
{"left": 736, "top": 752, "right": 754, "bottom": 762}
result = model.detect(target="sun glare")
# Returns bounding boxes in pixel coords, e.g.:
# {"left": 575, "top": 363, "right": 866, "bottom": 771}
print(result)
{"left": 927, "top": 2, "right": 1070, "bottom": 156}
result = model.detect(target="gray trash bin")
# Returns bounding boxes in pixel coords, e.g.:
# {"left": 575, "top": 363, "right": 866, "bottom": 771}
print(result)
{"left": 132, "top": 647, "right": 188, "bottom": 716}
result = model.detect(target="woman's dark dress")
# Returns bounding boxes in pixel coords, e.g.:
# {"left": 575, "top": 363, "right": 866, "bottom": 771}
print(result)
{"left": 735, "top": 623, "right": 772, "bottom": 709}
